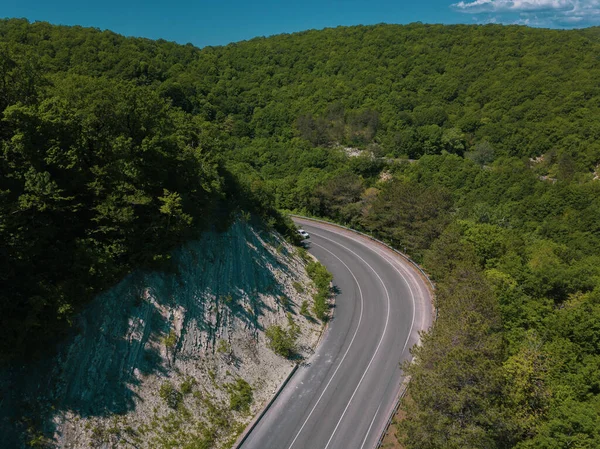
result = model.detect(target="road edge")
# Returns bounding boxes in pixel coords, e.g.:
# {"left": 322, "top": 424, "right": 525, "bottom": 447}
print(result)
{"left": 290, "top": 215, "right": 435, "bottom": 295}
{"left": 231, "top": 363, "right": 299, "bottom": 449}
{"left": 232, "top": 244, "right": 336, "bottom": 449}
{"left": 290, "top": 215, "right": 436, "bottom": 449}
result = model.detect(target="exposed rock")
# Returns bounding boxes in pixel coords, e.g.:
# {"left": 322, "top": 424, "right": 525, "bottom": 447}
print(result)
{"left": 529, "top": 154, "right": 546, "bottom": 164}
{"left": 2, "top": 220, "right": 320, "bottom": 448}
{"left": 379, "top": 170, "right": 393, "bottom": 182}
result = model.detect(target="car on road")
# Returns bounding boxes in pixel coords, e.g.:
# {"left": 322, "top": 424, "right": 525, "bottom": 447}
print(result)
{"left": 297, "top": 229, "right": 310, "bottom": 239}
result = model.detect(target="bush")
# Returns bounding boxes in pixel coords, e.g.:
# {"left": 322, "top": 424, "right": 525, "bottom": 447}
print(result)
{"left": 226, "top": 378, "right": 253, "bottom": 412}
{"left": 293, "top": 282, "right": 305, "bottom": 293}
{"left": 159, "top": 382, "right": 183, "bottom": 409}
{"left": 306, "top": 261, "right": 333, "bottom": 290}
{"left": 300, "top": 300, "right": 310, "bottom": 316}
{"left": 163, "top": 330, "right": 178, "bottom": 349}
{"left": 313, "top": 291, "right": 329, "bottom": 321}
{"left": 306, "top": 261, "right": 333, "bottom": 321}
{"left": 278, "top": 295, "right": 289, "bottom": 308}
{"left": 217, "top": 339, "right": 232, "bottom": 354}
{"left": 265, "top": 325, "right": 296, "bottom": 358}
{"left": 287, "top": 312, "right": 300, "bottom": 339}
{"left": 180, "top": 377, "right": 196, "bottom": 395}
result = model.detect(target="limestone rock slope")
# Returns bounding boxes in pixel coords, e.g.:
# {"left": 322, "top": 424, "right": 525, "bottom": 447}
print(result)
{"left": 2, "top": 220, "right": 321, "bottom": 449}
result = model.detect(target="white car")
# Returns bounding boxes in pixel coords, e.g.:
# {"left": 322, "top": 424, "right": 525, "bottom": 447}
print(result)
{"left": 298, "top": 229, "right": 310, "bottom": 239}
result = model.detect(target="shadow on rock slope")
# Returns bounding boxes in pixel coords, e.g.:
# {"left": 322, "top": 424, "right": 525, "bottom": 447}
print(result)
{"left": 1, "top": 219, "right": 296, "bottom": 448}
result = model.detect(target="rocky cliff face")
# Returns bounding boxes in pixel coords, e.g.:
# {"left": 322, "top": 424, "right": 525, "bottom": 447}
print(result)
{"left": 2, "top": 220, "right": 320, "bottom": 449}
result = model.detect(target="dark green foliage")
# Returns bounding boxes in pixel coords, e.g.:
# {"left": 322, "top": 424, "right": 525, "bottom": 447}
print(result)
{"left": 225, "top": 378, "right": 253, "bottom": 413}
{"left": 159, "top": 382, "right": 183, "bottom": 409}
{"left": 278, "top": 295, "right": 289, "bottom": 308}
{"left": 0, "top": 20, "right": 302, "bottom": 363}
{"left": 292, "top": 281, "right": 304, "bottom": 293}
{"left": 180, "top": 377, "right": 196, "bottom": 395}
{"left": 0, "top": 70, "right": 227, "bottom": 361}
{"left": 360, "top": 181, "right": 453, "bottom": 261}
{"left": 373, "top": 156, "right": 600, "bottom": 448}
{"left": 2, "top": 18, "right": 600, "bottom": 447}
{"left": 400, "top": 268, "right": 510, "bottom": 449}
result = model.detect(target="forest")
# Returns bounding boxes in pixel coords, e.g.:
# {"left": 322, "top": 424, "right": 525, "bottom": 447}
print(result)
{"left": 1, "top": 18, "right": 600, "bottom": 448}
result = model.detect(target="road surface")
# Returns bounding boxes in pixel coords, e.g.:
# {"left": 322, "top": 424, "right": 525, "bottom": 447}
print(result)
{"left": 240, "top": 218, "right": 433, "bottom": 449}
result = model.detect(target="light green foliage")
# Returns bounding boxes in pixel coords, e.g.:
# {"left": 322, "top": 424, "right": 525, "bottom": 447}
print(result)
{"left": 293, "top": 281, "right": 305, "bottom": 293}
{"left": 216, "top": 339, "right": 232, "bottom": 355}
{"left": 393, "top": 157, "right": 600, "bottom": 448}
{"left": 300, "top": 300, "right": 310, "bottom": 316}
{"left": 306, "top": 261, "right": 333, "bottom": 321}
{"left": 265, "top": 325, "right": 297, "bottom": 358}
{"left": 163, "top": 330, "right": 178, "bottom": 349}
{"left": 503, "top": 332, "right": 550, "bottom": 435}
{"left": 286, "top": 312, "right": 300, "bottom": 339}
{"left": 296, "top": 247, "right": 309, "bottom": 261}
{"left": 3, "top": 18, "right": 600, "bottom": 449}
{"left": 159, "top": 189, "right": 193, "bottom": 230}
{"left": 180, "top": 377, "right": 196, "bottom": 395}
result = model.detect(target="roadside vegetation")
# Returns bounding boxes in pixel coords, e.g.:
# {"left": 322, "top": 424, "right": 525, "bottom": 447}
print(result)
{"left": 265, "top": 313, "right": 301, "bottom": 358}
{"left": 306, "top": 261, "right": 334, "bottom": 321}
{"left": 85, "top": 373, "right": 251, "bottom": 449}
{"left": 1, "top": 18, "right": 600, "bottom": 447}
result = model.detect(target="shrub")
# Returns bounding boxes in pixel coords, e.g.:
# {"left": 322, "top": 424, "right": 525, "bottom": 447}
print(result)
{"left": 180, "top": 377, "right": 196, "bottom": 395}
{"left": 159, "top": 382, "right": 183, "bottom": 409}
{"left": 306, "top": 261, "right": 333, "bottom": 290}
{"left": 265, "top": 325, "right": 296, "bottom": 358}
{"left": 163, "top": 330, "right": 178, "bottom": 349}
{"left": 278, "top": 295, "right": 289, "bottom": 308}
{"left": 313, "top": 291, "right": 329, "bottom": 321}
{"left": 226, "top": 378, "right": 253, "bottom": 412}
{"left": 297, "top": 247, "right": 309, "bottom": 261}
{"left": 300, "top": 300, "right": 310, "bottom": 316}
{"left": 217, "top": 339, "right": 232, "bottom": 354}
{"left": 306, "top": 261, "right": 333, "bottom": 321}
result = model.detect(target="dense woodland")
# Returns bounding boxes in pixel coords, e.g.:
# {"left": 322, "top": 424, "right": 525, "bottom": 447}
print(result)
{"left": 2, "top": 18, "right": 600, "bottom": 448}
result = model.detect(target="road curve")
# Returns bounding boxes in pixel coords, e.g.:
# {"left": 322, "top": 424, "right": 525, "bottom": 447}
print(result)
{"left": 239, "top": 218, "right": 433, "bottom": 449}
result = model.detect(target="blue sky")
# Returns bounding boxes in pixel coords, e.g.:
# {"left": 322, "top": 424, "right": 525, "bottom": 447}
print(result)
{"left": 2, "top": 0, "right": 599, "bottom": 47}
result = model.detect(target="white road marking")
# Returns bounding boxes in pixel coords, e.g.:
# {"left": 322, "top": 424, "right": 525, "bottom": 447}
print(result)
{"left": 311, "top": 231, "right": 391, "bottom": 449}
{"left": 286, "top": 242, "right": 365, "bottom": 449}
{"left": 360, "top": 403, "right": 382, "bottom": 449}
{"left": 314, "top": 226, "right": 417, "bottom": 352}
{"left": 306, "top": 223, "right": 419, "bottom": 448}
{"left": 381, "top": 250, "right": 417, "bottom": 352}
{"left": 285, "top": 220, "right": 421, "bottom": 449}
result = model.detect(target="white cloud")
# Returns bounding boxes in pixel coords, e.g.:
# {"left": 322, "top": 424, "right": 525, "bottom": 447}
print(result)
{"left": 452, "top": 0, "right": 574, "bottom": 13}
{"left": 450, "top": 0, "right": 600, "bottom": 27}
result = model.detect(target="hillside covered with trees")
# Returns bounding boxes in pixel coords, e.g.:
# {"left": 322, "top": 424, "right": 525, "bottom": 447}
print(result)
{"left": 2, "top": 18, "right": 600, "bottom": 448}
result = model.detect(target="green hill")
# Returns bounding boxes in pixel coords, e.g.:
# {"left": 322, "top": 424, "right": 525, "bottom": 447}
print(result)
{"left": 2, "top": 18, "right": 600, "bottom": 448}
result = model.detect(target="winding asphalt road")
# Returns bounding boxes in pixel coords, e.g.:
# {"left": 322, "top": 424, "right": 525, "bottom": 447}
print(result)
{"left": 239, "top": 218, "right": 433, "bottom": 449}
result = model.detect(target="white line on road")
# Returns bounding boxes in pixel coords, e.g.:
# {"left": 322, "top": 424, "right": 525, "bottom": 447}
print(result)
{"left": 311, "top": 231, "right": 391, "bottom": 449}
{"left": 305, "top": 221, "right": 420, "bottom": 448}
{"left": 360, "top": 403, "right": 382, "bottom": 449}
{"left": 286, "top": 242, "right": 365, "bottom": 449}
{"left": 313, "top": 225, "right": 417, "bottom": 352}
